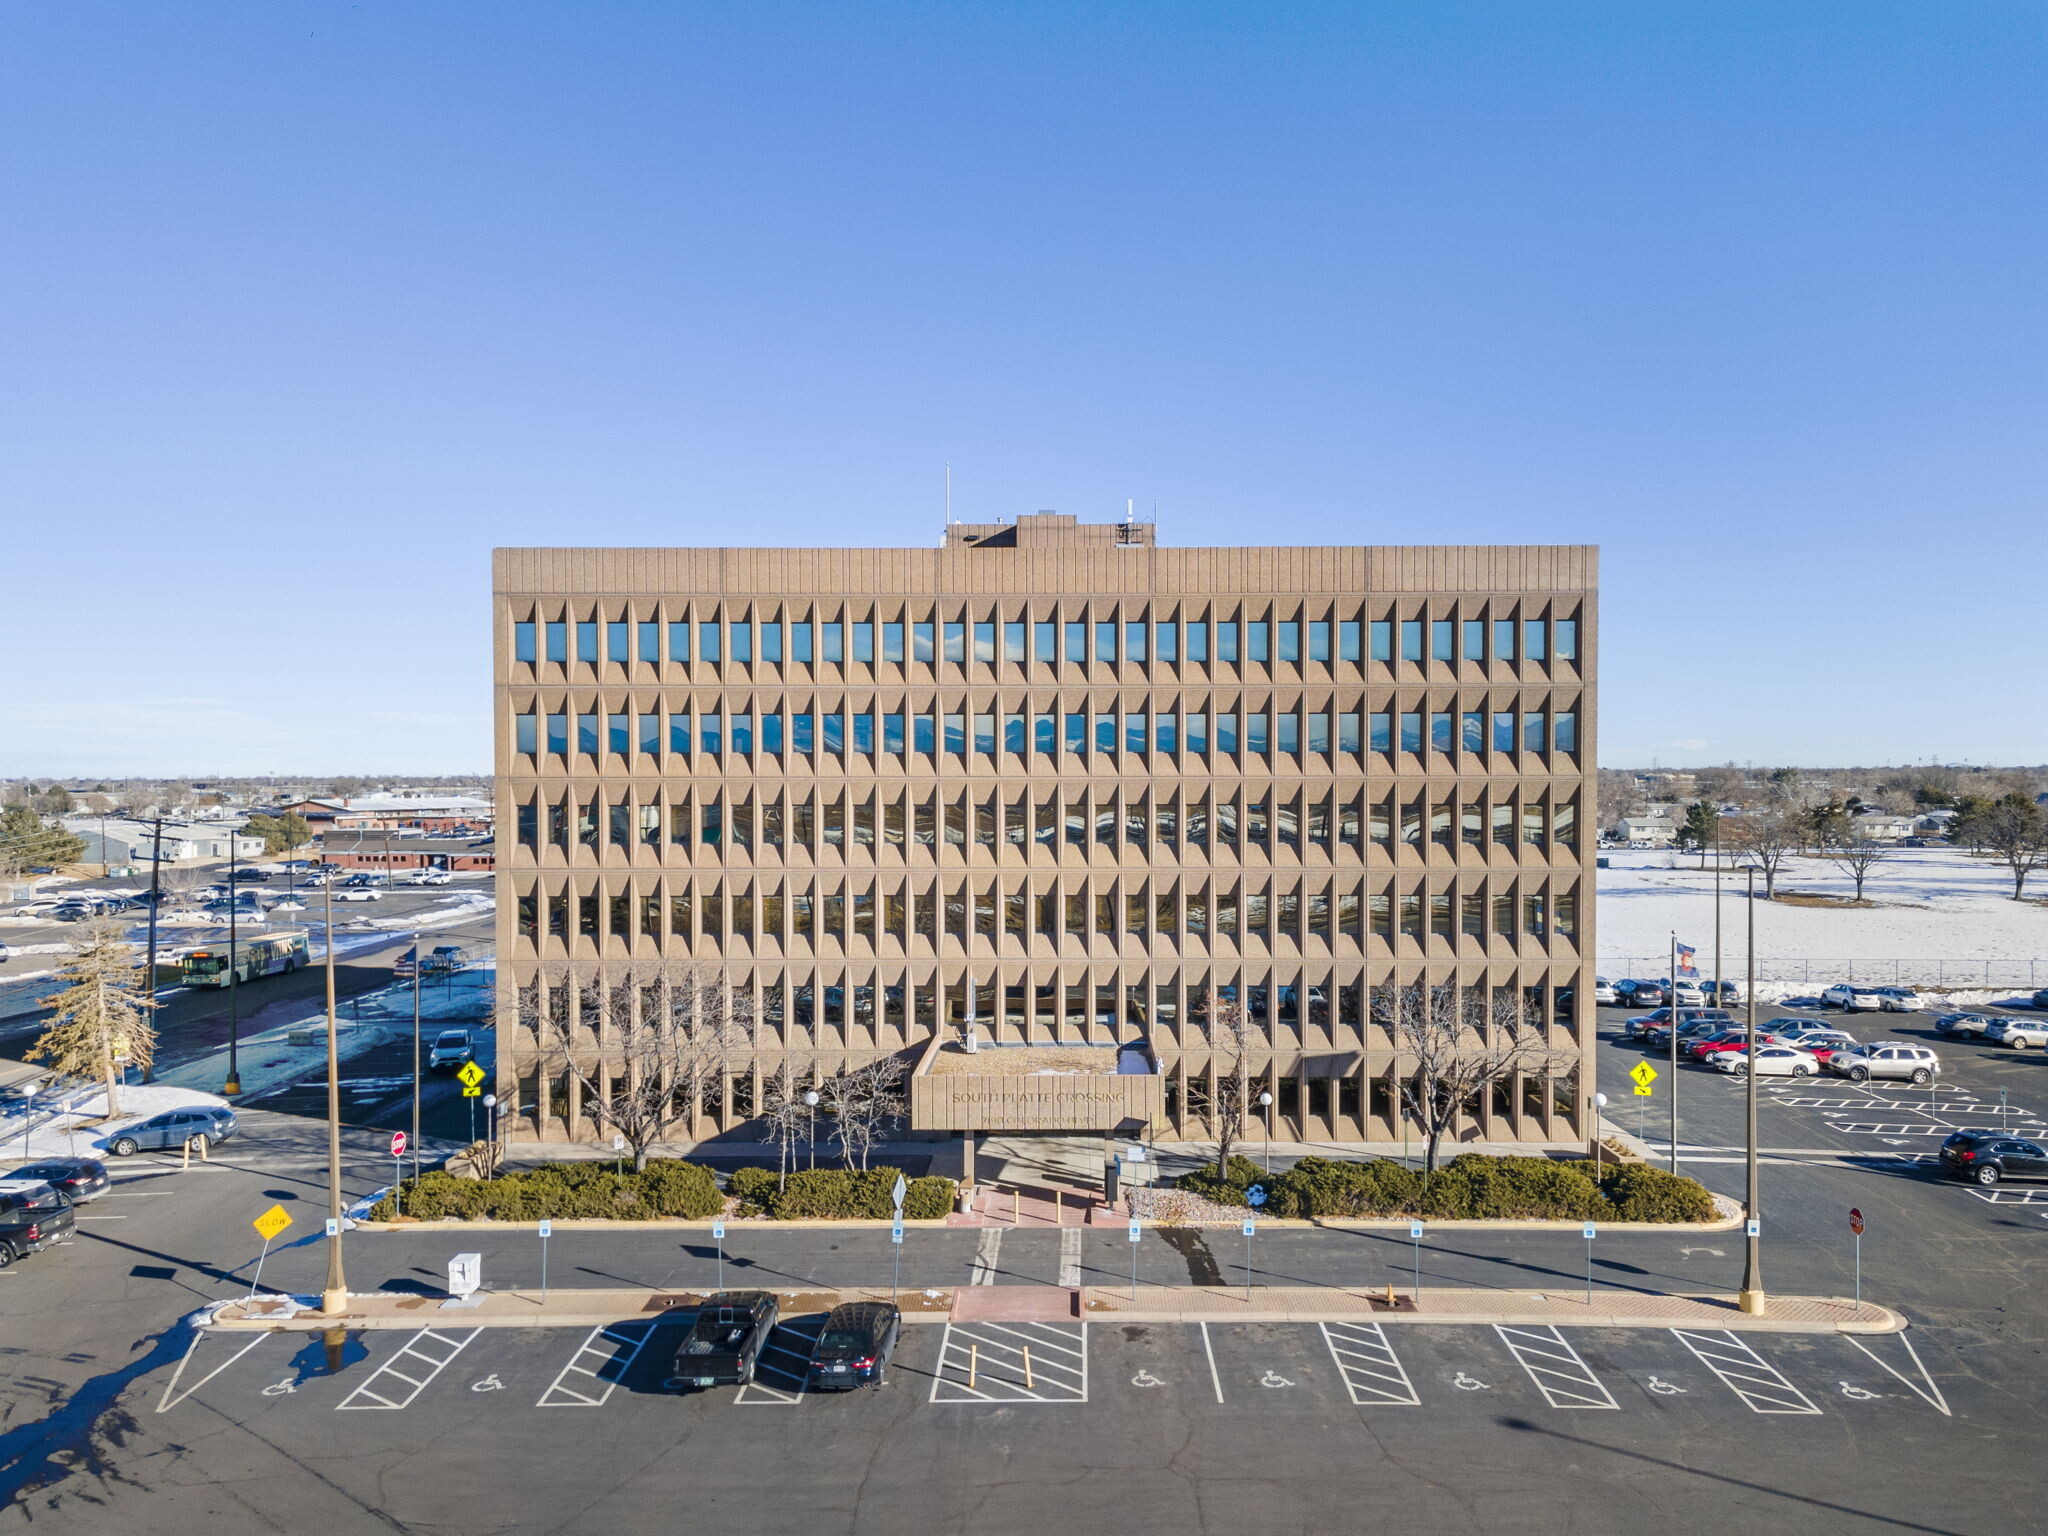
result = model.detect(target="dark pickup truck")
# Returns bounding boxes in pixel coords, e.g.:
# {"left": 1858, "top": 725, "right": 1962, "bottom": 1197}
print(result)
{"left": 0, "top": 1180, "right": 78, "bottom": 1267}
{"left": 671, "top": 1291, "right": 780, "bottom": 1389}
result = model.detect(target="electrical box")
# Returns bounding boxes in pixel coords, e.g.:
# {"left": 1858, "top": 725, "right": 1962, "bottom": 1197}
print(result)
{"left": 447, "top": 1252, "right": 482, "bottom": 1298}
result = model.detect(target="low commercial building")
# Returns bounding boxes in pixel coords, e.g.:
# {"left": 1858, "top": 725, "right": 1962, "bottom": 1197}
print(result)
{"left": 317, "top": 834, "right": 496, "bottom": 872}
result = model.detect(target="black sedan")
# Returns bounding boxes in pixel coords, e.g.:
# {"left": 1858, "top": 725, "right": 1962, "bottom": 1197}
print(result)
{"left": 3, "top": 1157, "right": 111, "bottom": 1202}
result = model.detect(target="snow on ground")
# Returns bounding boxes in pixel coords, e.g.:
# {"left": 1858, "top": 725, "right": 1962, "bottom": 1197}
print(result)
{"left": 1598, "top": 846, "right": 2048, "bottom": 991}
{"left": 1, "top": 1083, "right": 233, "bottom": 1163}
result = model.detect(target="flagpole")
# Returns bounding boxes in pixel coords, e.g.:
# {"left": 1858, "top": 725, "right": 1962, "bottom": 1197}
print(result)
{"left": 1668, "top": 931, "right": 1680, "bottom": 1174}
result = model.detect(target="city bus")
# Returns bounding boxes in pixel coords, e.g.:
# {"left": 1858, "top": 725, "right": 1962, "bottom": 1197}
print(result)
{"left": 179, "top": 932, "right": 311, "bottom": 988}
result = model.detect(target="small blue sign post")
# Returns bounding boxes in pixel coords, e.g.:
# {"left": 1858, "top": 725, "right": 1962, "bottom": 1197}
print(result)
{"left": 1582, "top": 1221, "right": 1595, "bottom": 1307}
{"left": 1128, "top": 1219, "right": 1141, "bottom": 1300}
{"left": 1409, "top": 1221, "right": 1424, "bottom": 1301}
{"left": 538, "top": 1218, "right": 552, "bottom": 1301}
{"left": 1242, "top": 1217, "right": 1256, "bottom": 1301}
{"left": 712, "top": 1220, "right": 725, "bottom": 1293}
{"left": 890, "top": 1220, "right": 904, "bottom": 1300}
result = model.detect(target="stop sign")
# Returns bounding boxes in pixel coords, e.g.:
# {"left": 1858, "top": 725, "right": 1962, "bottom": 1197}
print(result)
{"left": 1849, "top": 1207, "right": 1864, "bottom": 1236}
{"left": 390, "top": 1130, "right": 408, "bottom": 1158}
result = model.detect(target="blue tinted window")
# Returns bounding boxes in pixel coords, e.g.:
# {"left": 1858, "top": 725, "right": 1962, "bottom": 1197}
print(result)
{"left": 1156, "top": 712, "right": 1179, "bottom": 753}
{"left": 914, "top": 714, "right": 936, "bottom": 753}
{"left": 1399, "top": 712, "right": 1421, "bottom": 753}
{"left": 667, "top": 622, "right": 689, "bottom": 663}
{"left": 699, "top": 622, "right": 721, "bottom": 664}
{"left": 668, "top": 713, "right": 689, "bottom": 754}
{"left": 546, "top": 621, "right": 567, "bottom": 662}
{"left": 1555, "top": 710, "right": 1579, "bottom": 753}
{"left": 1275, "top": 712, "right": 1299, "bottom": 753}
{"left": 1247, "top": 712, "right": 1270, "bottom": 753}
{"left": 1034, "top": 622, "right": 1057, "bottom": 663}
{"left": 883, "top": 622, "right": 904, "bottom": 662}
{"left": 607, "top": 622, "right": 629, "bottom": 663}
{"left": 1523, "top": 712, "right": 1547, "bottom": 753}
{"left": 1308, "top": 621, "right": 1330, "bottom": 662}
{"left": 729, "top": 623, "right": 751, "bottom": 664}
{"left": 1338, "top": 620, "right": 1359, "bottom": 661}
{"left": 608, "top": 714, "right": 630, "bottom": 754}
{"left": 1186, "top": 711, "right": 1208, "bottom": 754}
{"left": 1493, "top": 712, "right": 1515, "bottom": 752}
{"left": 1095, "top": 621, "right": 1117, "bottom": 664}
{"left": 1493, "top": 620, "right": 1516, "bottom": 662}
{"left": 1463, "top": 711, "right": 1484, "bottom": 752}
{"left": 1004, "top": 713, "right": 1026, "bottom": 753}
{"left": 701, "top": 713, "right": 722, "bottom": 754}
{"left": 730, "top": 713, "right": 754, "bottom": 754}
{"left": 1276, "top": 622, "right": 1299, "bottom": 662}
{"left": 514, "top": 622, "right": 536, "bottom": 663}
{"left": 1186, "top": 622, "right": 1209, "bottom": 662}
{"left": 944, "top": 623, "right": 966, "bottom": 663}
{"left": 760, "top": 622, "right": 782, "bottom": 665}
{"left": 1525, "top": 620, "right": 1547, "bottom": 662}
{"left": 1369, "top": 712, "right": 1391, "bottom": 752}
{"left": 1399, "top": 621, "right": 1421, "bottom": 662}
{"left": 1217, "top": 711, "right": 1239, "bottom": 753}
{"left": 882, "top": 713, "right": 903, "bottom": 753}
{"left": 1431, "top": 621, "right": 1454, "bottom": 663}
{"left": 1337, "top": 712, "right": 1359, "bottom": 752}
{"left": 577, "top": 622, "right": 598, "bottom": 663}
{"left": 1247, "top": 622, "right": 1269, "bottom": 663}
{"left": 1369, "top": 621, "right": 1390, "bottom": 661}
{"left": 944, "top": 713, "right": 966, "bottom": 753}
{"left": 1064, "top": 621, "right": 1086, "bottom": 663}
{"left": 1035, "top": 713, "right": 1056, "bottom": 753}
{"left": 1095, "top": 713, "right": 1117, "bottom": 753}
{"left": 973, "top": 623, "right": 995, "bottom": 663}
{"left": 1555, "top": 619, "right": 1578, "bottom": 662}
{"left": 1124, "top": 622, "right": 1147, "bottom": 664}
{"left": 824, "top": 622, "right": 844, "bottom": 664}
{"left": 1431, "top": 712, "right": 1452, "bottom": 752}
{"left": 1463, "top": 619, "right": 1484, "bottom": 662}
{"left": 516, "top": 713, "right": 537, "bottom": 753}
{"left": 1125, "top": 712, "right": 1147, "bottom": 753}
{"left": 793, "top": 713, "right": 815, "bottom": 753}
{"left": 547, "top": 713, "right": 568, "bottom": 754}
{"left": 853, "top": 622, "right": 874, "bottom": 663}
{"left": 762, "top": 713, "right": 784, "bottom": 753}
{"left": 1155, "top": 622, "right": 1177, "bottom": 663}
{"left": 638, "top": 622, "right": 659, "bottom": 664}
{"left": 913, "top": 622, "right": 935, "bottom": 662}
{"left": 1065, "top": 713, "right": 1086, "bottom": 753}
{"left": 577, "top": 714, "right": 599, "bottom": 753}
{"left": 823, "top": 713, "right": 843, "bottom": 754}
{"left": 1306, "top": 712, "right": 1328, "bottom": 753}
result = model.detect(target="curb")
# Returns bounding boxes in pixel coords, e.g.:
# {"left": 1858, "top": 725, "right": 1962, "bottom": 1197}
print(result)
{"left": 350, "top": 1216, "right": 958, "bottom": 1232}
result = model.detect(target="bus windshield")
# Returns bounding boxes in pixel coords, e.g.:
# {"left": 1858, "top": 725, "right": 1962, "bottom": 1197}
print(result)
{"left": 182, "top": 953, "right": 227, "bottom": 977}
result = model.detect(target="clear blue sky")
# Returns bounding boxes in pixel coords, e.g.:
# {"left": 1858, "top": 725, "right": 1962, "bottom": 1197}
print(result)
{"left": 4, "top": 2, "right": 2043, "bottom": 776}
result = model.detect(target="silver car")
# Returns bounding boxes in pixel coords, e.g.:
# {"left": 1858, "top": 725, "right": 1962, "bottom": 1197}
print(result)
{"left": 1825, "top": 1042, "right": 1940, "bottom": 1084}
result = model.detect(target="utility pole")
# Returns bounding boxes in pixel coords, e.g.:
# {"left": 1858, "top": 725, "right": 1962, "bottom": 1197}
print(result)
{"left": 1667, "top": 931, "right": 1679, "bottom": 1174}
{"left": 322, "top": 877, "right": 350, "bottom": 1316}
{"left": 141, "top": 819, "right": 165, "bottom": 1083}
{"left": 412, "top": 929, "right": 423, "bottom": 1187}
{"left": 224, "top": 830, "right": 242, "bottom": 1095}
{"left": 1739, "top": 864, "right": 1766, "bottom": 1315}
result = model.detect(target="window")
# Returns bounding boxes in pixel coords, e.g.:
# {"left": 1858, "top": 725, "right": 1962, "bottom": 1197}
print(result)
{"left": 730, "top": 622, "right": 752, "bottom": 665}
{"left": 1247, "top": 621, "right": 1269, "bottom": 663}
{"left": 884, "top": 621, "right": 905, "bottom": 662}
{"left": 638, "top": 713, "right": 660, "bottom": 755}
{"left": 667, "top": 621, "right": 689, "bottom": 663}
{"left": 1462, "top": 618, "right": 1483, "bottom": 662}
{"left": 638, "top": 621, "right": 659, "bottom": 664}
{"left": 1004, "top": 713, "right": 1026, "bottom": 753}
{"left": 974, "top": 713, "right": 996, "bottom": 754}
{"left": 1275, "top": 711, "right": 1299, "bottom": 753}
{"left": 1034, "top": 713, "right": 1056, "bottom": 753}
{"left": 853, "top": 621, "right": 874, "bottom": 662}
{"left": 1186, "top": 710, "right": 1208, "bottom": 754}
{"left": 1493, "top": 712, "right": 1515, "bottom": 752}
{"left": 1369, "top": 712, "right": 1392, "bottom": 752}
{"left": 701, "top": 713, "right": 722, "bottom": 754}
{"left": 667, "top": 713, "right": 688, "bottom": 754}
{"left": 1430, "top": 712, "right": 1453, "bottom": 753}
{"left": 546, "top": 621, "right": 568, "bottom": 662}
{"left": 516, "top": 713, "right": 537, "bottom": 753}
{"left": 1555, "top": 710, "right": 1578, "bottom": 754}
{"left": 1524, "top": 619, "right": 1547, "bottom": 663}
{"left": 765, "top": 620, "right": 787, "bottom": 665}
{"left": 913, "top": 621, "right": 935, "bottom": 663}
{"left": 853, "top": 713, "right": 875, "bottom": 754}
{"left": 1217, "top": 620, "right": 1239, "bottom": 663}
{"left": 1095, "top": 713, "right": 1117, "bottom": 754}
{"left": 1523, "top": 712, "right": 1548, "bottom": 753}
{"left": 1034, "top": 621, "right": 1056, "bottom": 663}
{"left": 1002, "top": 621, "right": 1024, "bottom": 664}
{"left": 1370, "top": 620, "right": 1391, "bottom": 661}
{"left": 944, "top": 622, "right": 965, "bottom": 663}
{"left": 1339, "top": 620, "right": 1360, "bottom": 661}
{"left": 515, "top": 621, "right": 536, "bottom": 662}
{"left": 577, "top": 713, "right": 599, "bottom": 754}
{"left": 1492, "top": 619, "right": 1515, "bottom": 663}
{"left": 1121, "top": 621, "right": 1145, "bottom": 664}
{"left": 973, "top": 622, "right": 995, "bottom": 663}
{"left": 1399, "top": 620, "right": 1422, "bottom": 662}
{"left": 1187, "top": 621, "right": 1209, "bottom": 662}
{"left": 608, "top": 714, "right": 630, "bottom": 754}
{"left": 823, "top": 621, "right": 844, "bottom": 664}
{"left": 1243, "top": 712, "right": 1268, "bottom": 754}
{"left": 1276, "top": 620, "right": 1299, "bottom": 662}
{"left": 944, "top": 713, "right": 966, "bottom": 754}
{"left": 1431, "top": 620, "right": 1454, "bottom": 663}
{"left": 1337, "top": 711, "right": 1360, "bottom": 752}
{"left": 1308, "top": 620, "right": 1330, "bottom": 662}
{"left": 1555, "top": 618, "right": 1578, "bottom": 662}
{"left": 822, "top": 713, "right": 844, "bottom": 754}
{"left": 913, "top": 713, "right": 935, "bottom": 753}
{"left": 1157, "top": 711, "right": 1179, "bottom": 753}
{"left": 1064, "top": 620, "right": 1085, "bottom": 664}
{"left": 602, "top": 620, "right": 625, "bottom": 663}
{"left": 1155, "top": 621, "right": 1178, "bottom": 663}
{"left": 762, "top": 713, "right": 784, "bottom": 753}
{"left": 1399, "top": 712, "right": 1422, "bottom": 753}
{"left": 1095, "top": 621, "right": 1116, "bottom": 664}
{"left": 1462, "top": 711, "right": 1484, "bottom": 752}
{"left": 699, "top": 621, "right": 721, "bottom": 664}
{"left": 793, "top": 713, "right": 816, "bottom": 753}
{"left": 883, "top": 713, "right": 905, "bottom": 754}
{"left": 577, "top": 621, "right": 598, "bottom": 663}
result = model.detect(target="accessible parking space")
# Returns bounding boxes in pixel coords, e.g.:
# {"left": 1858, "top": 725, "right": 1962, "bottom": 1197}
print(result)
{"left": 929, "top": 1320, "right": 1088, "bottom": 1404}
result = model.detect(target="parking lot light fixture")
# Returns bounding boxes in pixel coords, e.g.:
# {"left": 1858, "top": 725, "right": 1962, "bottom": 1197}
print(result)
{"left": 1738, "top": 863, "right": 1766, "bottom": 1316}
{"left": 321, "top": 877, "right": 349, "bottom": 1317}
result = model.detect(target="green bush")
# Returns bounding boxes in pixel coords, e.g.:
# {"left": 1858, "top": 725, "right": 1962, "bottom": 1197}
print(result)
{"left": 1597, "top": 1162, "right": 1718, "bottom": 1223}
{"left": 726, "top": 1166, "right": 779, "bottom": 1216}
{"left": 1177, "top": 1153, "right": 1266, "bottom": 1208}
{"left": 743, "top": 1166, "right": 958, "bottom": 1220}
{"left": 904, "top": 1175, "right": 955, "bottom": 1221}
{"left": 371, "top": 1159, "right": 725, "bottom": 1221}
{"left": 1419, "top": 1155, "right": 1610, "bottom": 1221}
{"left": 1266, "top": 1156, "right": 1421, "bottom": 1218}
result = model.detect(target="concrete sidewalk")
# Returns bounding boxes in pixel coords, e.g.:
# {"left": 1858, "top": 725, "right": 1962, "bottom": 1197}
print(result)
{"left": 209, "top": 1281, "right": 1902, "bottom": 1336}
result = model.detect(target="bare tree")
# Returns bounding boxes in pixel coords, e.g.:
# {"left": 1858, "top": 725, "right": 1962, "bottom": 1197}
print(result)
{"left": 1820, "top": 829, "right": 1891, "bottom": 902}
{"left": 1378, "top": 982, "right": 1569, "bottom": 1173}
{"left": 1964, "top": 794, "right": 2048, "bottom": 900}
{"left": 29, "top": 919, "right": 155, "bottom": 1117}
{"left": 759, "top": 1055, "right": 814, "bottom": 1190}
{"left": 1206, "top": 990, "right": 1258, "bottom": 1178}
{"left": 1724, "top": 805, "right": 1803, "bottom": 897}
{"left": 529, "top": 962, "right": 749, "bottom": 1172}
{"left": 822, "top": 1057, "right": 907, "bottom": 1171}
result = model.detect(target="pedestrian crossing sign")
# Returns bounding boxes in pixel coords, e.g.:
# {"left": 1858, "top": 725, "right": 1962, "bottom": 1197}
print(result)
{"left": 1629, "top": 1062, "right": 1658, "bottom": 1087}
{"left": 456, "top": 1061, "right": 486, "bottom": 1090}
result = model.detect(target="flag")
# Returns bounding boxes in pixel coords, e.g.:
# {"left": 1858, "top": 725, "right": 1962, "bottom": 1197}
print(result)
{"left": 1675, "top": 942, "right": 1699, "bottom": 978}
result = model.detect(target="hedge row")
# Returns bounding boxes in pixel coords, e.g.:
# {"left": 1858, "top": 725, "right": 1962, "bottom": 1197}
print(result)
{"left": 1179, "top": 1154, "right": 1717, "bottom": 1224}
{"left": 369, "top": 1158, "right": 723, "bottom": 1221}
{"left": 368, "top": 1159, "right": 957, "bottom": 1222}
{"left": 729, "top": 1165, "right": 956, "bottom": 1221}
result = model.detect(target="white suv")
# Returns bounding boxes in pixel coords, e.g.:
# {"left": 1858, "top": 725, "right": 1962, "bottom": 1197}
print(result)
{"left": 1986, "top": 1018, "right": 2048, "bottom": 1050}
{"left": 1821, "top": 984, "right": 1888, "bottom": 1012}
{"left": 1826, "top": 1042, "right": 1940, "bottom": 1084}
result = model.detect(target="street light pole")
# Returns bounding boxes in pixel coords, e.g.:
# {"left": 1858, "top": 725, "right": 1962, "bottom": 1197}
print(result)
{"left": 224, "top": 831, "right": 242, "bottom": 1096}
{"left": 803, "top": 1089, "right": 820, "bottom": 1172}
{"left": 1257, "top": 1090, "right": 1274, "bottom": 1173}
{"left": 141, "top": 819, "right": 164, "bottom": 1084}
{"left": 1739, "top": 864, "right": 1766, "bottom": 1316}
{"left": 321, "top": 877, "right": 350, "bottom": 1316}
{"left": 412, "top": 930, "right": 423, "bottom": 1187}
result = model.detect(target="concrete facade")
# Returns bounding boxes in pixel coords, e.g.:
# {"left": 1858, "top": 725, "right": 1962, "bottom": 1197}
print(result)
{"left": 492, "top": 515, "right": 1597, "bottom": 1150}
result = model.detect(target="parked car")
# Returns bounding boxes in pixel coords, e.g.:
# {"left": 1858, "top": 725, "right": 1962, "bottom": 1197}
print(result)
{"left": 334, "top": 889, "right": 383, "bottom": 902}
{"left": 1613, "top": 979, "right": 1666, "bottom": 1007}
{"left": 805, "top": 1301, "right": 902, "bottom": 1390}
{"left": 1986, "top": 1018, "right": 2048, "bottom": 1050}
{"left": 1825, "top": 1042, "right": 1940, "bottom": 1084}
{"left": 102, "top": 1104, "right": 238, "bottom": 1156}
{"left": 1870, "top": 987, "right": 1923, "bottom": 1013}
{"left": 672, "top": 1291, "right": 780, "bottom": 1388}
{"left": 1939, "top": 1130, "right": 2048, "bottom": 1186}
{"left": 1760, "top": 1016, "right": 1834, "bottom": 1039}
{"left": 427, "top": 1030, "right": 475, "bottom": 1071}
{"left": 1697, "top": 979, "right": 1742, "bottom": 1005}
{"left": 1661, "top": 980, "right": 1707, "bottom": 1008}
{"left": 1773, "top": 1028, "right": 1858, "bottom": 1064}
{"left": 2032, "top": 987, "right": 2048, "bottom": 1011}
{"left": 1716, "top": 1044, "right": 1821, "bottom": 1077}
{"left": 1690, "top": 1030, "right": 1783, "bottom": 1062}
{"left": 1934, "top": 1013, "right": 2002, "bottom": 1038}
{"left": 1644, "top": 1015, "right": 1741, "bottom": 1050}
{"left": 423, "top": 944, "right": 469, "bottom": 973}
{"left": 0, "top": 1181, "right": 77, "bottom": 1267}
{"left": 1592, "top": 977, "right": 1618, "bottom": 1006}
{"left": 1, "top": 1157, "right": 109, "bottom": 1203}
{"left": 1821, "top": 984, "right": 1888, "bottom": 1012}
{"left": 1625, "top": 1007, "right": 1735, "bottom": 1042}
{"left": 229, "top": 868, "right": 272, "bottom": 883}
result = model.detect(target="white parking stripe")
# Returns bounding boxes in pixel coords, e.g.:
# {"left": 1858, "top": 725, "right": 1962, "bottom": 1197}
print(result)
{"left": 156, "top": 1331, "right": 267, "bottom": 1414}
{"left": 1846, "top": 1335, "right": 1953, "bottom": 1416}
{"left": 537, "top": 1322, "right": 654, "bottom": 1407}
{"left": 1494, "top": 1325, "right": 1618, "bottom": 1409}
{"left": 735, "top": 1320, "right": 822, "bottom": 1406}
{"left": 930, "top": 1322, "right": 1088, "bottom": 1403}
{"left": 1320, "top": 1321, "right": 1420, "bottom": 1406}
{"left": 337, "top": 1328, "right": 480, "bottom": 1410}
{"left": 1671, "top": 1329, "right": 1821, "bottom": 1415}
{"left": 969, "top": 1228, "right": 1003, "bottom": 1285}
